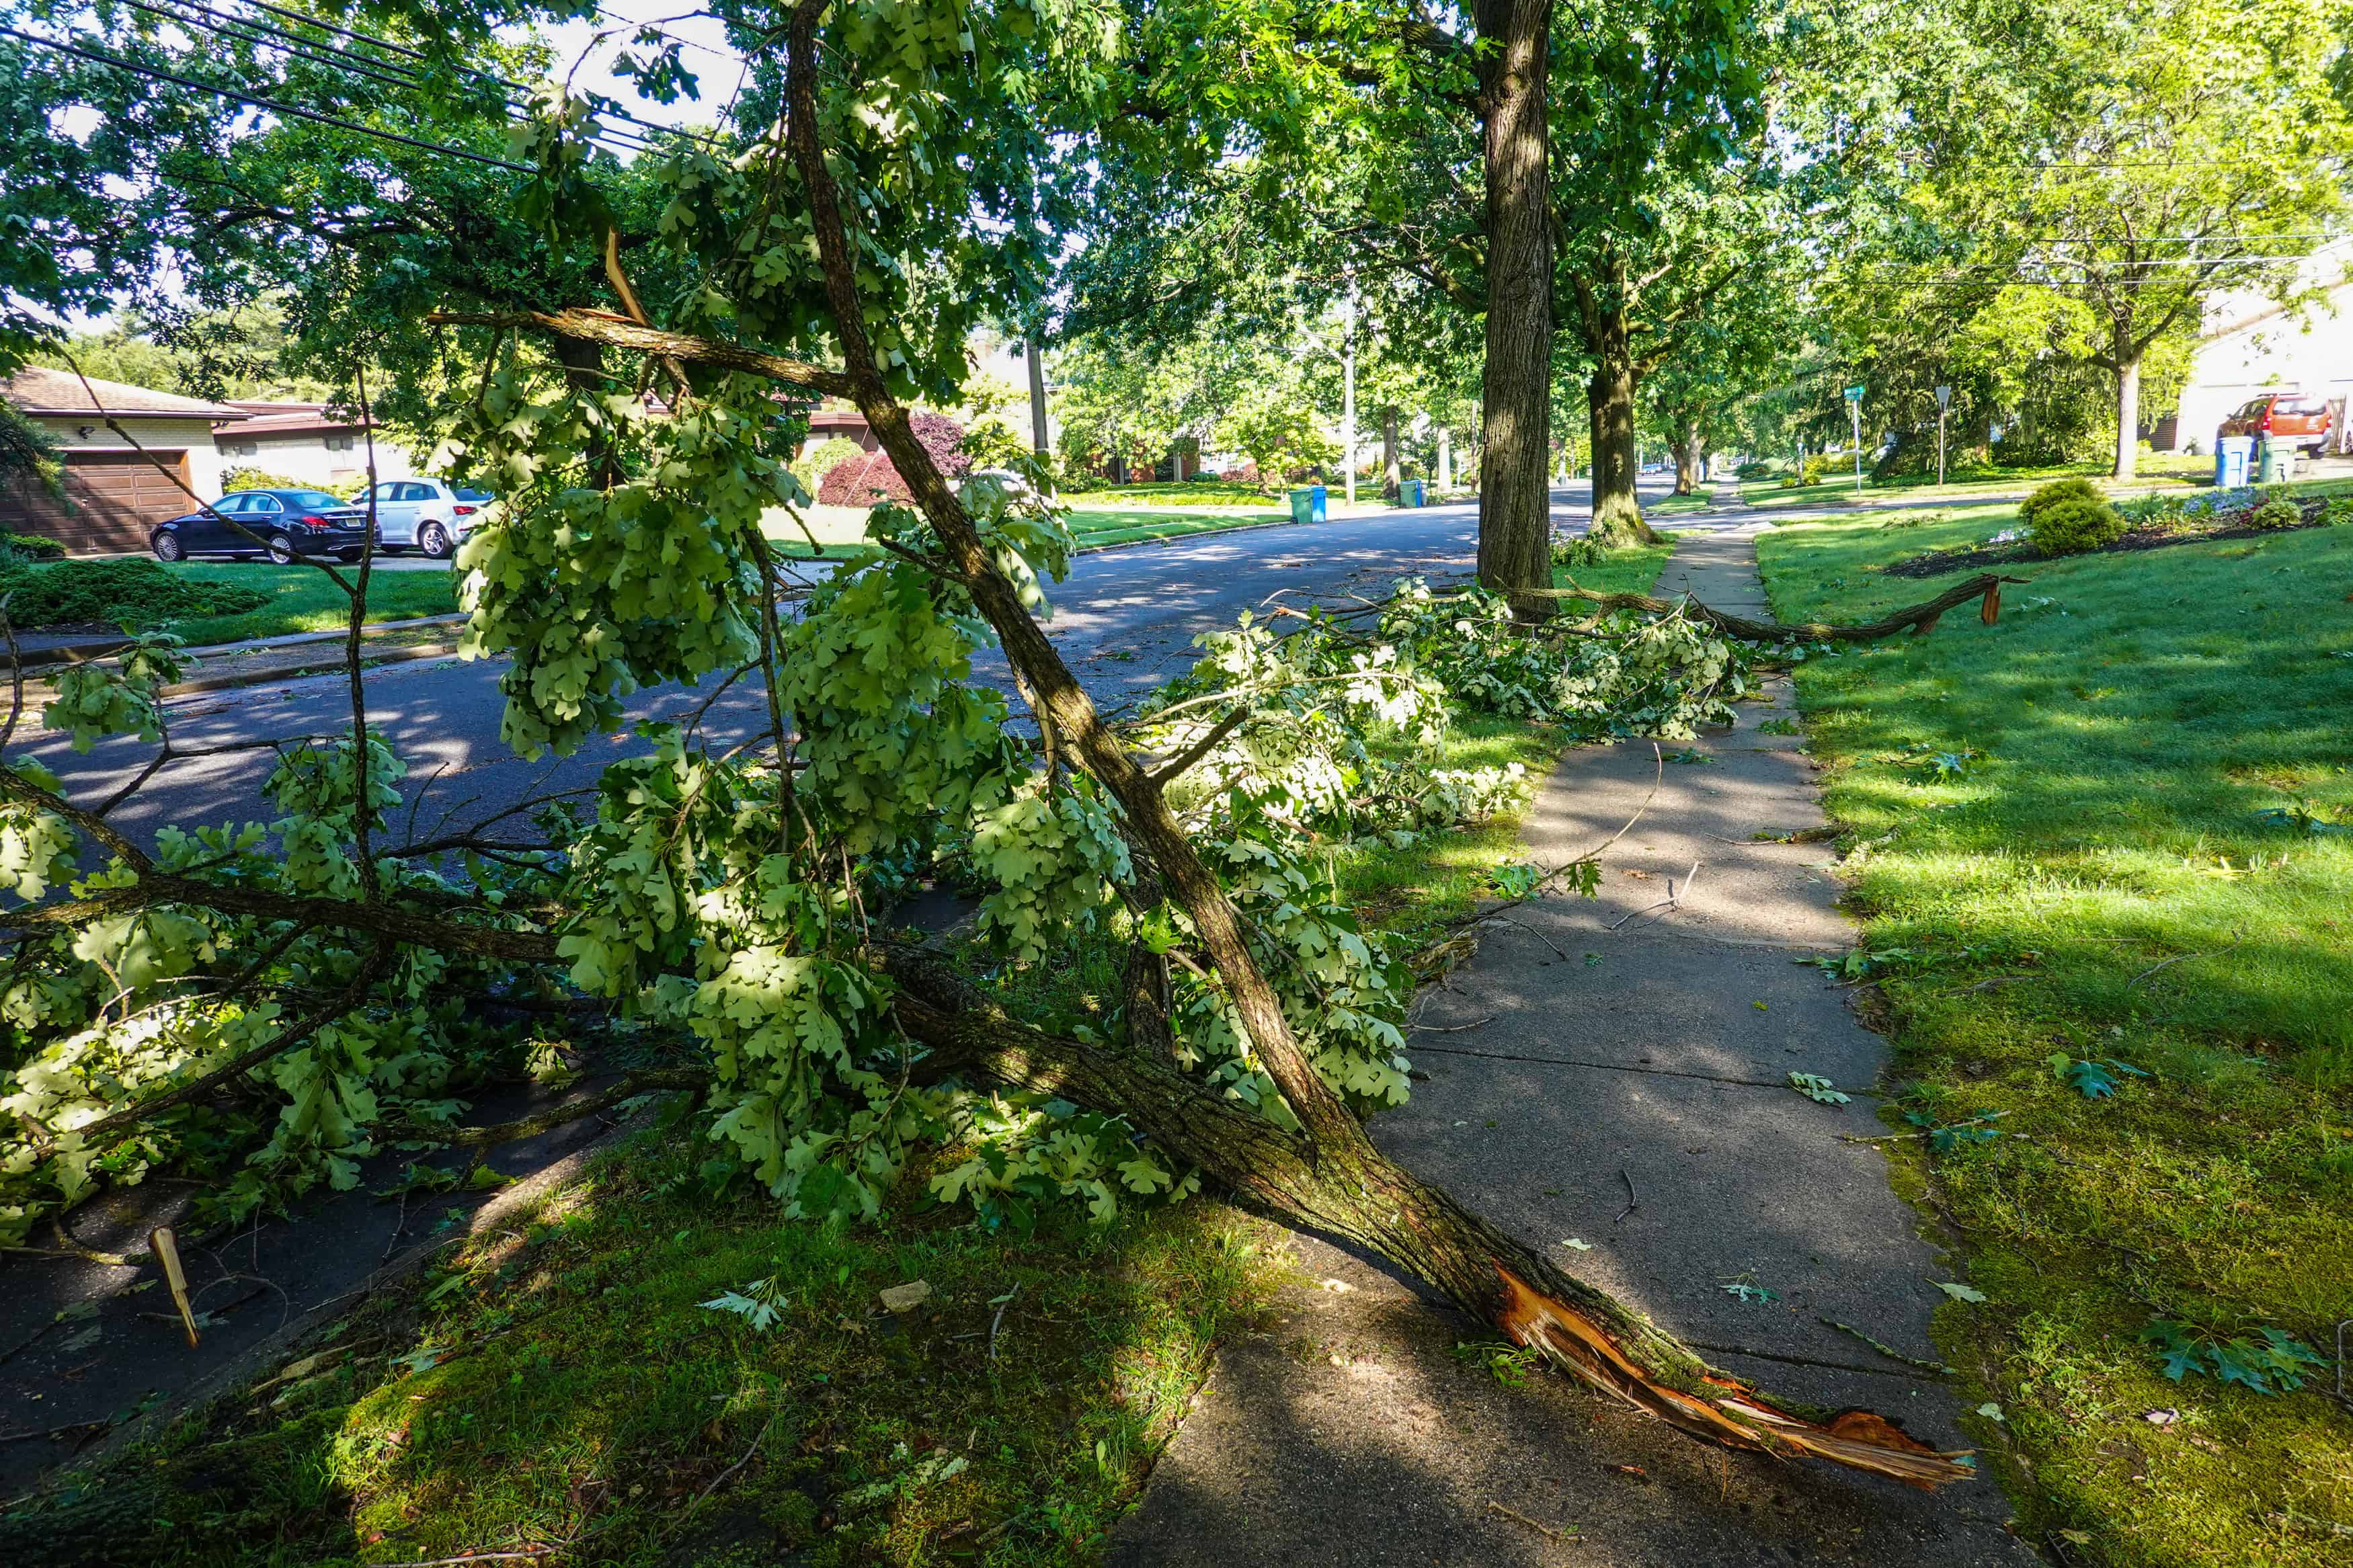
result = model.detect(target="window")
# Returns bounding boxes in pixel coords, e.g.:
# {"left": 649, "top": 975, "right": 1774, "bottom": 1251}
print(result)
{"left": 247, "top": 495, "right": 282, "bottom": 514}
{"left": 371, "top": 483, "right": 399, "bottom": 501}
{"left": 213, "top": 494, "right": 251, "bottom": 513}
{"left": 222, "top": 440, "right": 259, "bottom": 458}
{"left": 2237, "top": 399, "right": 2274, "bottom": 417}
{"left": 286, "top": 491, "right": 345, "bottom": 509}
{"left": 324, "top": 434, "right": 355, "bottom": 452}
{"left": 454, "top": 488, "right": 495, "bottom": 503}
{"left": 399, "top": 482, "right": 435, "bottom": 501}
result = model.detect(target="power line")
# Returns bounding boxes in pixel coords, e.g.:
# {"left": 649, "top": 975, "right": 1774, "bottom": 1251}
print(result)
{"left": 239, "top": 0, "right": 723, "bottom": 149}
{"left": 113, "top": 0, "right": 664, "bottom": 159}
{"left": 4, "top": 23, "right": 536, "bottom": 171}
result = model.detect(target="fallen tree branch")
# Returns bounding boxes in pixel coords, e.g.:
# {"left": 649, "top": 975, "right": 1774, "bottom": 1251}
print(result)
{"left": 413, "top": 1068, "right": 706, "bottom": 1147}
{"left": 426, "top": 308, "right": 852, "bottom": 398}
{"left": 879, "top": 943, "right": 1972, "bottom": 1487}
{"left": 1539, "top": 573, "right": 2030, "bottom": 643}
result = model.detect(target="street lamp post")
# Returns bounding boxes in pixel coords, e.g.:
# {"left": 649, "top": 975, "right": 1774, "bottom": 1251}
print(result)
{"left": 1844, "top": 384, "right": 1866, "bottom": 495}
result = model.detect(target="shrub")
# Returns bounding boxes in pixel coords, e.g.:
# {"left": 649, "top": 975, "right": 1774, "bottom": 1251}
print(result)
{"left": 1778, "top": 456, "right": 1826, "bottom": 489}
{"left": 0, "top": 558, "right": 271, "bottom": 629}
{"left": 2021, "top": 477, "right": 2125, "bottom": 556}
{"left": 0, "top": 533, "right": 64, "bottom": 562}
{"left": 2243, "top": 493, "right": 2304, "bottom": 531}
{"left": 789, "top": 436, "right": 863, "bottom": 499}
{"left": 815, "top": 412, "right": 969, "bottom": 505}
{"left": 221, "top": 468, "right": 366, "bottom": 502}
{"left": 1735, "top": 460, "right": 1773, "bottom": 480}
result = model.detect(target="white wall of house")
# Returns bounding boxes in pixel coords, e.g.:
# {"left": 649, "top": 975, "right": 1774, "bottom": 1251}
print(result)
{"left": 2171, "top": 242, "right": 2353, "bottom": 453}
{"left": 34, "top": 413, "right": 229, "bottom": 497}
{"left": 212, "top": 432, "right": 418, "bottom": 489}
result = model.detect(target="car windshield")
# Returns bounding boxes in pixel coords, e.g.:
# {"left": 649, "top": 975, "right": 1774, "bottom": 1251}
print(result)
{"left": 454, "top": 488, "right": 495, "bottom": 502}
{"left": 286, "top": 491, "right": 347, "bottom": 509}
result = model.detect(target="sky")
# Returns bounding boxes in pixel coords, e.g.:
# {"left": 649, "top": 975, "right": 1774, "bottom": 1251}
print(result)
{"left": 531, "top": 1, "right": 750, "bottom": 135}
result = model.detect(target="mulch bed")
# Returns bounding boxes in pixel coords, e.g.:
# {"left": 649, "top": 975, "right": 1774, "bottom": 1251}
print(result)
{"left": 1884, "top": 503, "right": 2339, "bottom": 579}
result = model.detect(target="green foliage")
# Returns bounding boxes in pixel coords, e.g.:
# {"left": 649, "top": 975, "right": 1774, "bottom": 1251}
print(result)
{"left": 41, "top": 636, "right": 183, "bottom": 751}
{"left": 218, "top": 466, "right": 364, "bottom": 501}
{"left": 2022, "top": 477, "right": 2125, "bottom": 555}
{"left": 1788, "top": 1071, "right": 1851, "bottom": 1105}
{"left": 0, "top": 558, "right": 269, "bottom": 630}
{"left": 788, "top": 435, "right": 863, "bottom": 499}
{"left": 2245, "top": 495, "right": 2303, "bottom": 531}
{"left": 2141, "top": 1319, "right": 2326, "bottom": 1396}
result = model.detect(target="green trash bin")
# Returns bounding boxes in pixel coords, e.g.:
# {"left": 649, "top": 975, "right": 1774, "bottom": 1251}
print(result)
{"left": 1288, "top": 486, "right": 1328, "bottom": 524}
{"left": 1399, "top": 479, "right": 1426, "bottom": 507}
{"left": 2257, "top": 438, "right": 2292, "bottom": 484}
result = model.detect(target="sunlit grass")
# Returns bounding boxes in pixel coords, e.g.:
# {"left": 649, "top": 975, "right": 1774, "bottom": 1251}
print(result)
{"left": 157, "top": 563, "right": 459, "bottom": 645}
{"left": 1760, "top": 507, "right": 2353, "bottom": 1568}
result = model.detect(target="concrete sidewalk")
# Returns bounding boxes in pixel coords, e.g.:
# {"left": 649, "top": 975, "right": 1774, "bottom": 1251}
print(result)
{"left": 1111, "top": 524, "right": 2036, "bottom": 1567}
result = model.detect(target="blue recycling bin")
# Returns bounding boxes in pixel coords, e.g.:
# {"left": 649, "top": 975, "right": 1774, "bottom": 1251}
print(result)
{"left": 1289, "top": 485, "right": 1328, "bottom": 524}
{"left": 2215, "top": 435, "right": 2253, "bottom": 489}
{"left": 1398, "top": 479, "right": 1426, "bottom": 507}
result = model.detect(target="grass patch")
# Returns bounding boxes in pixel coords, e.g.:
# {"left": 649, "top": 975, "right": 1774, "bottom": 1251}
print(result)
{"left": 0, "top": 1139, "right": 1290, "bottom": 1568}
{"left": 1065, "top": 507, "right": 1291, "bottom": 550}
{"left": 157, "top": 563, "right": 461, "bottom": 646}
{"left": 1644, "top": 493, "right": 1712, "bottom": 517}
{"left": 1057, "top": 481, "right": 1281, "bottom": 508}
{"left": 1757, "top": 507, "right": 2353, "bottom": 1568}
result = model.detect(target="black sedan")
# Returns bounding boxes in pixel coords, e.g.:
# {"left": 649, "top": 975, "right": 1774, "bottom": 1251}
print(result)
{"left": 151, "top": 489, "right": 376, "bottom": 564}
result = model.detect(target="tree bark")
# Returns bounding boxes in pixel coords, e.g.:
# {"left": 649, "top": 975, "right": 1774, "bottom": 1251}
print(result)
{"left": 2112, "top": 350, "right": 2141, "bottom": 481}
{"left": 1585, "top": 335, "right": 1654, "bottom": 546}
{"left": 1671, "top": 413, "right": 1706, "bottom": 495}
{"left": 1473, "top": 0, "right": 1556, "bottom": 616}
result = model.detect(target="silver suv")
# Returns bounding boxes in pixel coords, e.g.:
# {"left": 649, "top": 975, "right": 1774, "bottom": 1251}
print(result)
{"left": 364, "top": 479, "right": 497, "bottom": 559}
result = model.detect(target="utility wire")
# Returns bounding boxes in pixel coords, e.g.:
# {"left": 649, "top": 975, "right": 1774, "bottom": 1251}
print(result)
{"left": 3, "top": 23, "right": 536, "bottom": 171}
{"left": 113, "top": 0, "right": 663, "bottom": 158}
{"left": 241, "top": 0, "right": 723, "bottom": 148}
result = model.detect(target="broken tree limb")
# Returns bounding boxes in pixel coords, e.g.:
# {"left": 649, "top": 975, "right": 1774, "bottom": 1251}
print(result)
{"left": 1540, "top": 573, "right": 2031, "bottom": 643}
{"left": 424, "top": 308, "right": 854, "bottom": 399}
{"left": 879, "top": 944, "right": 1971, "bottom": 1487}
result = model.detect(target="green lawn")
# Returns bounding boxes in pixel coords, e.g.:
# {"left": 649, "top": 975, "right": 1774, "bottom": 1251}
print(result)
{"left": 1758, "top": 509, "right": 2353, "bottom": 1568}
{"left": 162, "top": 563, "right": 460, "bottom": 646}
{"left": 1066, "top": 506, "right": 1291, "bottom": 548}
{"left": 1058, "top": 481, "right": 1283, "bottom": 507}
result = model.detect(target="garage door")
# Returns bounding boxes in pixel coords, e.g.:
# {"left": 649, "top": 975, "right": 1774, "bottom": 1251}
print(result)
{"left": 0, "top": 449, "right": 192, "bottom": 556}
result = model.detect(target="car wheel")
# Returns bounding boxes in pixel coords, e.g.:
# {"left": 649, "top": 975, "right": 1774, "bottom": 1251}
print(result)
{"left": 337, "top": 548, "right": 365, "bottom": 563}
{"left": 152, "top": 529, "right": 184, "bottom": 563}
{"left": 418, "top": 522, "right": 452, "bottom": 559}
{"left": 267, "top": 533, "right": 296, "bottom": 565}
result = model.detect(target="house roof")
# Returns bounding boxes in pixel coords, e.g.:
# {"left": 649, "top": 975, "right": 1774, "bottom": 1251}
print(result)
{"left": 2, "top": 366, "right": 247, "bottom": 420}
{"left": 221, "top": 400, "right": 372, "bottom": 438}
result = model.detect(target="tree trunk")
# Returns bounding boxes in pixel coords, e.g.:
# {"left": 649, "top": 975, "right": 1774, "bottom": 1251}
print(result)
{"left": 1382, "top": 405, "right": 1400, "bottom": 499}
{"left": 1026, "top": 336, "right": 1049, "bottom": 455}
{"left": 1585, "top": 325, "right": 1657, "bottom": 546}
{"left": 1671, "top": 415, "right": 1706, "bottom": 495}
{"left": 882, "top": 946, "right": 1970, "bottom": 1486}
{"left": 2112, "top": 352, "right": 2141, "bottom": 481}
{"left": 1473, "top": 0, "right": 1556, "bottom": 616}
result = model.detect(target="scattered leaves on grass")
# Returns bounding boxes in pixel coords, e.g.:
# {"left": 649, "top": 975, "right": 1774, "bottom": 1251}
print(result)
{"left": 2141, "top": 1319, "right": 2326, "bottom": 1395}
{"left": 1759, "top": 716, "right": 1802, "bottom": 735}
{"left": 2046, "top": 1053, "right": 2150, "bottom": 1100}
{"left": 1487, "top": 862, "right": 1543, "bottom": 898}
{"left": 701, "top": 1274, "right": 791, "bottom": 1333}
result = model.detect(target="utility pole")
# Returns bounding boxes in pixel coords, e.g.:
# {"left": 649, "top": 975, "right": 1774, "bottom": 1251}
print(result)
{"left": 1933, "top": 384, "right": 1952, "bottom": 487}
{"left": 1021, "top": 333, "right": 1049, "bottom": 451}
{"left": 1341, "top": 275, "right": 1359, "bottom": 505}
{"left": 1844, "top": 383, "right": 1866, "bottom": 495}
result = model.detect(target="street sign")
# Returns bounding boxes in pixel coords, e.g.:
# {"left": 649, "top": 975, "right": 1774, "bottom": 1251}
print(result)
{"left": 1843, "top": 384, "right": 1865, "bottom": 403}
{"left": 1934, "top": 384, "right": 1952, "bottom": 411}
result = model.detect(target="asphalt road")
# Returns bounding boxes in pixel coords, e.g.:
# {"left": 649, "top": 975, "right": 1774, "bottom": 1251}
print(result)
{"left": 30, "top": 479, "right": 1687, "bottom": 848}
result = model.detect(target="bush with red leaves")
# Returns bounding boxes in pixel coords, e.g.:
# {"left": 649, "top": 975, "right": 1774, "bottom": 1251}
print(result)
{"left": 816, "top": 411, "right": 970, "bottom": 505}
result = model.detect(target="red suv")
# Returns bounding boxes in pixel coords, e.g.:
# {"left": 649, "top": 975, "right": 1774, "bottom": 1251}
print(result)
{"left": 2217, "top": 393, "right": 2333, "bottom": 452}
